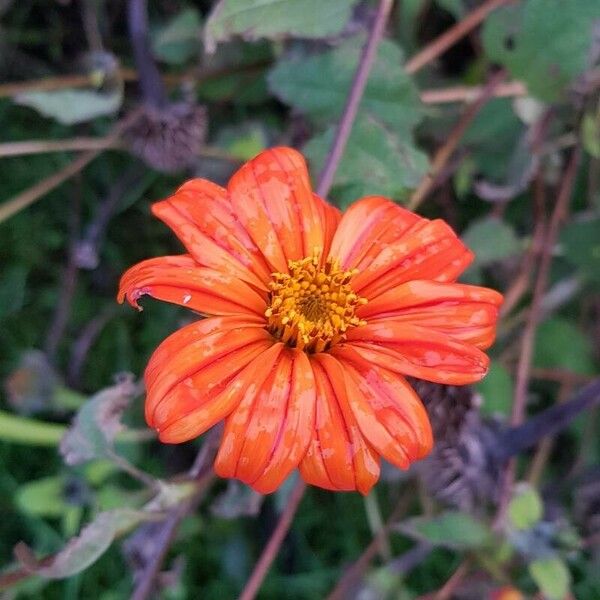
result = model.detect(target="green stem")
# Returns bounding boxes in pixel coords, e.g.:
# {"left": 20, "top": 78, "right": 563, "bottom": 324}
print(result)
{"left": 0, "top": 409, "right": 66, "bottom": 446}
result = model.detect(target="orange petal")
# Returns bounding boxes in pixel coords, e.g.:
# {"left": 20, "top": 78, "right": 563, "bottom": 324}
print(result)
{"left": 213, "top": 343, "right": 287, "bottom": 482}
{"left": 118, "top": 255, "right": 268, "bottom": 317}
{"left": 330, "top": 346, "right": 433, "bottom": 468}
{"left": 157, "top": 339, "right": 277, "bottom": 443}
{"left": 358, "top": 280, "right": 503, "bottom": 349}
{"left": 228, "top": 147, "right": 341, "bottom": 273}
{"left": 329, "top": 196, "right": 421, "bottom": 270}
{"left": 298, "top": 354, "right": 380, "bottom": 495}
{"left": 345, "top": 321, "right": 490, "bottom": 385}
{"left": 144, "top": 315, "right": 270, "bottom": 428}
{"left": 151, "top": 178, "right": 272, "bottom": 290}
{"left": 329, "top": 197, "right": 473, "bottom": 298}
{"left": 251, "top": 350, "right": 317, "bottom": 494}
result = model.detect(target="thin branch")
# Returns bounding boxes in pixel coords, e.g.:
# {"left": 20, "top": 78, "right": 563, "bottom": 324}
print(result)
{"left": 420, "top": 80, "right": 526, "bottom": 104}
{"left": 239, "top": 479, "right": 306, "bottom": 600}
{"left": 0, "top": 62, "right": 268, "bottom": 99}
{"left": 404, "top": 0, "right": 514, "bottom": 74}
{"left": 130, "top": 431, "right": 220, "bottom": 600}
{"left": 0, "top": 137, "right": 123, "bottom": 157}
{"left": 407, "top": 70, "right": 506, "bottom": 211}
{"left": 127, "top": 0, "right": 166, "bottom": 106}
{"left": 0, "top": 112, "right": 138, "bottom": 224}
{"left": 495, "top": 145, "right": 582, "bottom": 526}
{"left": 316, "top": 0, "right": 394, "bottom": 197}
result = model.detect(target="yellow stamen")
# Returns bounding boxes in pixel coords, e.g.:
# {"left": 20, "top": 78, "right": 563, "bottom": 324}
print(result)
{"left": 265, "top": 250, "right": 367, "bottom": 353}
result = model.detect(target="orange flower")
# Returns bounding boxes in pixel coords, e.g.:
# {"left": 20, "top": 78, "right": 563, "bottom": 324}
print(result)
{"left": 118, "top": 147, "right": 502, "bottom": 495}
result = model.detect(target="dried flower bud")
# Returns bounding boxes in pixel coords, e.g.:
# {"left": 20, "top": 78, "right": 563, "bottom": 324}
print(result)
{"left": 124, "top": 102, "right": 208, "bottom": 173}
{"left": 419, "top": 412, "right": 505, "bottom": 511}
{"left": 408, "top": 378, "right": 480, "bottom": 443}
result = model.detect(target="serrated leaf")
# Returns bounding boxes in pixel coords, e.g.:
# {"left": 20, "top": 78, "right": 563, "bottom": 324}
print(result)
{"left": 534, "top": 318, "right": 597, "bottom": 375}
{"left": 152, "top": 8, "right": 202, "bottom": 65}
{"left": 15, "top": 87, "right": 122, "bottom": 125}
{"left": 400, "top": 511, "right": 492, "bottom": 549}
{"left": 476, "top": 361, "right": 513, "bottom": 417}
{"left": 15, "top": 508, "right": 147, "bottom": 579}
{"left": 205, "top": 0, "right": 358, "bottom": 52}
{"left": 482, "top": 0, "right": 600, "bottom": 102}
{"left": 60, "top": 376, "right": 137, "bottom": 465}
{"left": 561, "top": 216, "right": 600, "bottom": 282}
{"left": 462, "top": 216, "right": 520, "bottom": 267}
{"left": 304, "top": 114, "right": 428, "bottom": 207}
{"left": 508, "top": 483, "right": 543, "bottom": 531}
{"left": 269, "top": 37, "right": 422, "bottom": 135}
{"left": 529, "top": 557, "right": 571, "bottom": 600}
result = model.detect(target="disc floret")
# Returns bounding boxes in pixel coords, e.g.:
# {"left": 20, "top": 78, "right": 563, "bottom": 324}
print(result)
{"left": 265, "top": 251, "right": 367, "bottom": 353}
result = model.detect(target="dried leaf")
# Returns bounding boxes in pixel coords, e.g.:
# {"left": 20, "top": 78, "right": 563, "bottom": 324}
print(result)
{"left": 15, "top": 509, "right": 147, "bottom": 579}
{"left": 60, "top": 375, "right": 138, "bottom": 465}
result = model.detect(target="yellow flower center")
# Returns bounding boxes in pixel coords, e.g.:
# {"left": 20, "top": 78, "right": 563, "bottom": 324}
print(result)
{"left": 265, "top": 251, "right": 367, "bottom": 353}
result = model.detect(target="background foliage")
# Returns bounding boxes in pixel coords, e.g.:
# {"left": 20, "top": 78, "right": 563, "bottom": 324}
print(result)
{"left": 1, "top": 1, "right": 599, "bottom": 598}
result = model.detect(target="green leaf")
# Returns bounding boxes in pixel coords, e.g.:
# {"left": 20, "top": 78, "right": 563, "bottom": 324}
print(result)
{"left": 401, "top": 511, "right": 492, "bottom": 549}
{"left": 463, "top": 99, "right": 523, "bottom": 179}
{"left": 476, "top": 361, "right": 513, "bottom": 417}
{"left": 462, "top": 216, "right": 520, "bottom": 267}
{"left": 205, "top": 0, "right": 358, "bottom": 51}
{"left": 483, "top": 0, "right": 600, "bottom": 102}
{"left": 508, "top": 483, "right": 543, "bottom": 530}
{"left": 16, "top": 476, "right": 69, "bottom": 518}
{"left": 304, "top": 114, "right": 428, "bottom": 207}
{"left": 534, "top": 318, "right": 597, "bottom": 375}
{"left": 582, "top": 113, "right": 600, "bottom": 159}
{"left": 15, "top": 509, "right": 147, "bottom": 579}
{"left": 561, "top": 216, "right": 600, "bottom": 282}
{"left": 529, "top": 557, "right": 571, "bottom": 600}
{"left": 15, "top": 87, "right": 123, "bottom": 125}
{"left": 269, "top": 37, "right": 422, "bottom": 135}
{"left": 152, "top": 8, "right": 202, "bottom": 65}
{"left": 60, "top": 376, "right": 138, "bottom": 465}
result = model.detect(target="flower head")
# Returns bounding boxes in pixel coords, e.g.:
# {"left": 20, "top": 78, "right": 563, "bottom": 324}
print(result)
{"left": 118, "top": 147, "right": 502, "bottom": 495}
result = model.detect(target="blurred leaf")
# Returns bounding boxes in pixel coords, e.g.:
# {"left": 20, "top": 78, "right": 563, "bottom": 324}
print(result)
{"left": 60, "top": 375, "right": 137, "bottom": 465}
{"left": 508, "top": 483, "right": 543, "bottom": 531}
{"left": 435, "top": 0, "right": 466, "bottom": 19}
{"left": 561, "top": 216, "right": 600, "bottom": 282}
{"left": 463, "top": 99, "right": 523, "bottom": 179}
{"left": 205, "top": 0, "right": 358, "bottom": 52}
{"left": 15, "top": 87, "right": 123, "bottom": 125}
{"left": 583, "top": 113, "right": 600, "bottom": 158}
{"left": 211, "top": 480, "right": 264, "bottom": 519}
{"left": 215, "top": 122, "right": 269, "bottom": 160}
{"left": 534, "top": 318, "right": 597, "bottom": 375}
{"left": 529, "top": 556, "right": 571, "bottom": 600}
{"left": 15, "top": 509, "right": 147, "bottom": 579}
{"left": 16, "top": 476, "right": 68, "bottom": 518}
{"left": 462, "top": 216, "right": 520, "bottom": 267}
{"left": 269, "top": 38, "right": 422, "bottom": 134}
{"left": 152, "top": 8, "right": 202, "bottom": 65}
{"left": 476, "top": 361, "right": 513, "bottom": 417}
{"left": 0, "top": 265, "right": 27, "bottom": 320}
{"left": 305, "top": 114, "right": 428, "bottom": 206}
{"left": 483, "top": 0, "right": 600, "bottom": 102}
{"left": 400, "top": 511, "right": 492, "bottom": 549}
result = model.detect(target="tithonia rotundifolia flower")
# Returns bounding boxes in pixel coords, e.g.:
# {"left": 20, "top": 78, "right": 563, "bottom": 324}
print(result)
{"left": 119, "top": 147, "right": 502, "bottom": 495}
